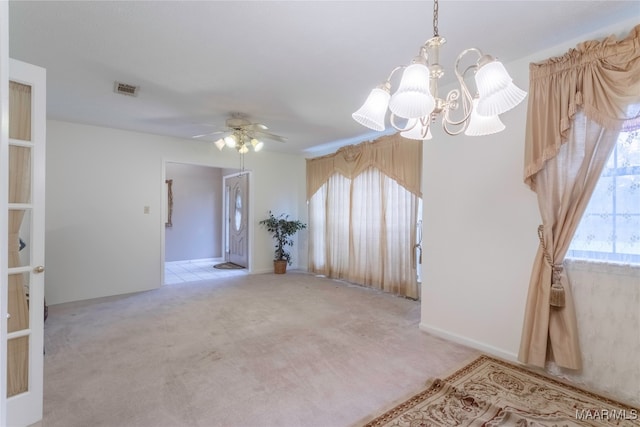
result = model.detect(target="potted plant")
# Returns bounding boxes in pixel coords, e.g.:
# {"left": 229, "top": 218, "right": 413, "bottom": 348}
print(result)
{"left": 259, "top": 211, "right": 307, "bottom": 274}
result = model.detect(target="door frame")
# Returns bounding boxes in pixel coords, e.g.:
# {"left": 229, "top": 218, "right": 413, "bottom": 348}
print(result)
{"left": 0, "top": 3, "right": 9, "bottom": 424}
{"left": 160, "top": 161, "right": 252, "bottom": 283}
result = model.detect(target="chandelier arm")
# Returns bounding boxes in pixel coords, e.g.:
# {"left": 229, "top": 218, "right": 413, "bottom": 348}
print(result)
{"left": 453, "top": 48, "right": 483, "bottom": 99}
{"left": 385, "top": 66, "right": 406, "bottom": 83}
{"left": 459, "top": 64, "right": 477, "bottom": 80}
{"left": 390, "top": 113, "right": 417, "bottom": 132}
{"left": 421, "top": 116, "right": 433, "bottom": 139}
{"left": 454, "top": 48, "right": 483, "bottom": 75}
{"left": 440, "top": 89, "right": 469, "bottom": 136}
{"left": 434, "top": 47, "right": 485, "bottom": 136}
{"left": 440, "top": 104, "right": 473, "bottom": 134}
{"left": 440, "top": 69, "right": 476, "bottom": 136}
{"left": 442, "top": 116, "right": 468, "bottom": 136}
{"left": 441, "top": 125, "right": 465, "bottom": 136}
{"left": 451, "top": 74, "right": 474, "bottom": 123}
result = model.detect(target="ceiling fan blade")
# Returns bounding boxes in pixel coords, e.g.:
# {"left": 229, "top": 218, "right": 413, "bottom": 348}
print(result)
{"left": 192, "top": 130, "right": 227, "bottom": 139}
{"left": 248, "top": 123, "right": 269, "bottom": 131}
{"left": 252, "top": 129, "right": 287, "bottom": 142}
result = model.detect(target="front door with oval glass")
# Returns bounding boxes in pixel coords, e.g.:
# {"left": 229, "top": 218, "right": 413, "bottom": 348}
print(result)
{"left": 225, "top": 173, "right": 248, "bottom": 268}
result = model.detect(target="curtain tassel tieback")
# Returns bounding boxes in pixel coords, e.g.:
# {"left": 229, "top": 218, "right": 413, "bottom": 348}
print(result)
{"left": 537, "top": 225, "right": 566, "bottom": 308}
{"left": 549, "top": 265, "right": 566, "bottom": 308}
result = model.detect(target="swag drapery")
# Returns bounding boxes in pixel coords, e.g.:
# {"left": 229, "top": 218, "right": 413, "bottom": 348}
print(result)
{"left": 306, "top": 134, "right": 422, "bottom": 299}
{"left": 519, "top": 25, "right": 640, "bottom": 369}
{"left": 8, "top": 81, "right": 32, "bottom": 396}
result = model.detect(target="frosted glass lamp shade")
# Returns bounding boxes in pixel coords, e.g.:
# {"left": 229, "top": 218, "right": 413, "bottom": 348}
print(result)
{"left": 389, "top": 63, "right": 435, "bottom": 119}
{"left": 475, "top": 60, "right": 527, "bottom": 116}
{"left": 477, "top": 81, "right": 527, "bottom": 117}
{"left": 465, "top": 98, "right": 505, "bottom": 136}
{"left": 224, "top": 135, "right": 237, "bottom": 148}
{"left": 400, "top": 118, "right": 432, "bottom": 140}
{"left": 238, "top": 144, "right": 249, "bottom": 154}
{"left": 251, "top": 138, "right": 264, "bottom": 152}
{"left": 214, "top": 138, "right": 225, "bottom": 151}
{"left": 352, "top": 87, "right": 391, "bottom": 131}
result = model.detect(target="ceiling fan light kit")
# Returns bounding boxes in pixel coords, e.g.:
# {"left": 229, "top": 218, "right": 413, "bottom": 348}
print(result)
{"left": 194, "top": 113, "right": 286, "bottom": 153}
{"left": 251, "top": 138, "right": 264, "bottom": 152}
{"left": 224, "top": 135, "right": 238, "bottom": 148}
{"left": 353, "top": 0, "right": 527, "bottom": 139}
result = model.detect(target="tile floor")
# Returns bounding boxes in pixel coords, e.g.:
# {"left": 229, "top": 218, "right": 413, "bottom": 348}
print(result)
{"left": 164, "top": 258, "right": 247, "bottom": 285}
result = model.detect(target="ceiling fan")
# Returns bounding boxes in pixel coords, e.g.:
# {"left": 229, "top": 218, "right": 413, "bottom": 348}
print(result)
{"left": 192, "top": 113, "right": 287, "bottom": 153}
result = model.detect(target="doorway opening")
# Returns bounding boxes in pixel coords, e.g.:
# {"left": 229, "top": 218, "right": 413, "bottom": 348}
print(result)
{"left": 162, "top": 162, "right": 249, "bottom": 285}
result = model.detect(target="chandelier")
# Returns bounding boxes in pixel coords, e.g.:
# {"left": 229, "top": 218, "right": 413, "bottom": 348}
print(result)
{"left": 213, "top": 129, "right": 264, "bottom": 154}
{"left": 352, "top": 0, "right": 527, "bottom": 139}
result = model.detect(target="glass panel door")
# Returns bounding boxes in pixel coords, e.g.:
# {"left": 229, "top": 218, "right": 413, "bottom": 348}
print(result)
{"left": 7, "top": 81, "right": 32, "bottom": 402}
{"left": 6, "top": 59, "right": 46, "bottom": 427}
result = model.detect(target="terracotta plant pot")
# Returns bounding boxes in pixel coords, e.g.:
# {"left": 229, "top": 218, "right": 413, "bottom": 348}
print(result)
{"left": 274, "top": 260, "right": 287, "bottom": 274}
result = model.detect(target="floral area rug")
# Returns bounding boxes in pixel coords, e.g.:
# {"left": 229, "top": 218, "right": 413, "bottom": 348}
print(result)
{"left": 362, "top": 355, "right": 639, "bottom": 427}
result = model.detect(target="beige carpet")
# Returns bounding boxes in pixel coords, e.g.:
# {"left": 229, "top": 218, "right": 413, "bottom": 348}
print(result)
{"left": 362, "top": 355, "right": 640, "bottom": 427}
{"left": 34, "top": 271, "right": 478, "bottom": 427}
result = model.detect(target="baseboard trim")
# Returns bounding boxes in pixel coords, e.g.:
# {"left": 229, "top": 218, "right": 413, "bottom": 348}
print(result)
{"left": 419, "top": 323, "right": 519, "bottom": 363}
{"left": 250, "top": 266, "right": 309, "bottom": 275}
{"left": 249, "top": 267, "right": 274, "bottom": 275}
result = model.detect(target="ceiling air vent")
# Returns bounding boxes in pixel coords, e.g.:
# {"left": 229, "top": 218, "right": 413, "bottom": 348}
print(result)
{"left": 114, "top": 81, "right": 139, "bottom": 97}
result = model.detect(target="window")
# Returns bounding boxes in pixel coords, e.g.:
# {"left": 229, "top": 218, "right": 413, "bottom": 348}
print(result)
{"left": 568, "top": 129, "right": 640, "bottom": 264}
{"left": 308, "top": 168, "right": 422, "bottom": 299}
{"left": 306, "top": 135, "right": 423, "bottom": 299}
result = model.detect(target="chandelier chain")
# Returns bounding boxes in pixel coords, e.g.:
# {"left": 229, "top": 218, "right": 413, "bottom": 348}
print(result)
{"left": 432, "top": 0, "right": 439, "bottom": 37}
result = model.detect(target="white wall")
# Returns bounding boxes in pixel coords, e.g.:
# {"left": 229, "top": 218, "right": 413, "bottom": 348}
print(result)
{"left": 45, "top": 120, "right": 307, "bottom": 304}
{"left": 165, "top": 163, "right": 223, "bottom": 262}
{"left": 419, "top": 78, "right": 538, "bottom": 359}
{"left": 420, "top": 19, "right": 639, "bottom": 404}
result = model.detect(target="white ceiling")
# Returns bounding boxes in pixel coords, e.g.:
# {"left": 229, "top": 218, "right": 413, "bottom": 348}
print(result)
{"left": 8, "top": 1, "right": 638, "bottom": 156}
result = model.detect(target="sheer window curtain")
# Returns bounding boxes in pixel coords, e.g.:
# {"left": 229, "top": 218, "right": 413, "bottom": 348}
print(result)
{"left": 568, "top": 128, "right": 640, "bottom": 263}
{"left": 519, "top": 25, "right": 640, "bottom": 369}
{"left": 307, "top": 134, "right": 422, "bottom": 299}
{"left": 309, "top": 174, "right": 351, "bottom": 278}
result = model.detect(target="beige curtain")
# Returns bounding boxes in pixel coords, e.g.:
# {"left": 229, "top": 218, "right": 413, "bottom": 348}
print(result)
{"left": 307, "top": 134, "right": 422, "bottom": 299}
{"left": 519, "top": 25, "right": 640, "bottom": 369}
{"left": 7, "top": 81, "right": 32, "bottom": 396}
{"left": 307, "top": 133, "right": 422, "bottom": 199}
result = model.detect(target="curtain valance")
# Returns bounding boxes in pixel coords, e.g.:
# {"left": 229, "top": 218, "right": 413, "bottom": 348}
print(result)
{"left": 306, "top": 133, "right": 422, "bottom": 199}
{"left": 524, "top": 24, "right": 640, "bottom": 189}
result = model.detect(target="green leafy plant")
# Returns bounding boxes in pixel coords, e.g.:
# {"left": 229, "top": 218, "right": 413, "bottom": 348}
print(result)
{"left": 259, "top": 211, "right": 307, "bottom": 265}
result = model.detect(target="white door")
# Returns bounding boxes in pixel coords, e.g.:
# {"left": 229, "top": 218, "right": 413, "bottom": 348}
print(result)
{"left": 4, "top": 59, "right": 46, "bottom": 427}
{"left": 225, "top": 173, "right": 248, "bottom": 267}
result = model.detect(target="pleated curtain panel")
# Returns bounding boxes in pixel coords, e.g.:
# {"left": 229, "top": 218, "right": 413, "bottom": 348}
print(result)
{"left": 306, "top": 134, "right": 422, "bottom": 299}
{"left": 8, "top": 81, "right": 32, "bottom": 396}
{"left": 519, "top": 25, "right": 640, "bottom": 369}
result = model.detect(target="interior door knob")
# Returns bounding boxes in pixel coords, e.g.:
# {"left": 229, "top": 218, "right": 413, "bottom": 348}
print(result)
{"left": 33, "top": 265, "right": 45, "bottom": 274}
